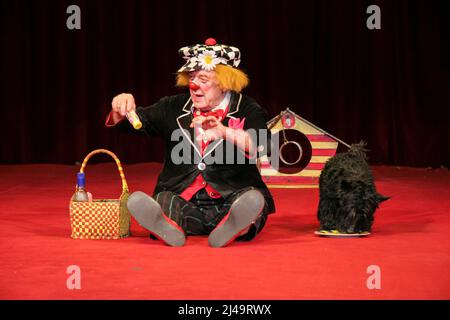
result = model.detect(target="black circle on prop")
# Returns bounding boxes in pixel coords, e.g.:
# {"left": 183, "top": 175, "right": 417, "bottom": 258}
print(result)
{"left": 273, "top": 129, "right": 312, "bottom": 174}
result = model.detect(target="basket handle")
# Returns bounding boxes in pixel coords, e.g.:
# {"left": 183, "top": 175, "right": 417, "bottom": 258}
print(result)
{"left": 79, "top": 149, "right": 129, "bottom": 194}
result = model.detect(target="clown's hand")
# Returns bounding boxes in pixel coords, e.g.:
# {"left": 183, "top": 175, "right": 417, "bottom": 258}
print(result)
{"left": 190, "top": 115, "right": 206, "bottom": 129}
{"left": 112, "top": 93, "right": 136, "bottom": 117}
{"left": 196, "top": 128, "right": 223, "bottom": 143}
{"left": 190, "top": 116, "right": 225, "bottom": 131}
{"left": 191, "top": 115, "right": 226, "bottom": 142}
{"left": 202, "top": 116, "right": 221, "bottom": 130}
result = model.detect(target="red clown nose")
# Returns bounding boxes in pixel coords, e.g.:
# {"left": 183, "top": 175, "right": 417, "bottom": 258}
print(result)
{"left": 189, "top": 81, "right": 200, "bottom": 90}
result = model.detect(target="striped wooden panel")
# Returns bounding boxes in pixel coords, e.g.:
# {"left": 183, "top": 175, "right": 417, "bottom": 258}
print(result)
{"left": 267, "top": 184, "right": 319, "bottom": 189}
{"left": 262, "top": 176, "right": 319, "bottom": 184}
{"left": 260, "top": 168, "right": 322, "bottom": 177}
{"left": 311, "top": 149, "right": 337, "bottom": 156}
{"left": 260, "top": 155, "right": 332, "bottom": 165}
{"left": 304, "top": 162, "right": 325, "bottom": 170}
{"left": 311, "top": 156, "right": 332, "bottom": 163}
{"left": 259, "top": 120, "right": 339, "bottom": 187}
{"left": 259, "top": 162, "right": 324, "bottom": 170}
{"left": 305, "top": 134, "right": 337, "bottom": 142}
{"left": 310, "top": 141, "right": 338, "bottom": 149}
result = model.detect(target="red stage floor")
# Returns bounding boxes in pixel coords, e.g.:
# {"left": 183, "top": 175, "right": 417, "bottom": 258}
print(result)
{"left": 0, "top": 163, "right": 449, "bottom": 299}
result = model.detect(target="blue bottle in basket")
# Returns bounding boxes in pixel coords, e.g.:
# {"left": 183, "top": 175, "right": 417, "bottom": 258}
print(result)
{"left": 73, "top": 173, "right": 89, "bottom": 202}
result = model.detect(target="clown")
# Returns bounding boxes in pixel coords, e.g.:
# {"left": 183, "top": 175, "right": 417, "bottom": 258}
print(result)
{"left": 107, "top": 38, "right": 275, "bottom": 247}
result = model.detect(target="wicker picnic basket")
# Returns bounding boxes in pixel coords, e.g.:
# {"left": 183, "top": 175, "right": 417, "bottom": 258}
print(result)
{"left": 69, "top": 149, "right": 131, "bottom": 240}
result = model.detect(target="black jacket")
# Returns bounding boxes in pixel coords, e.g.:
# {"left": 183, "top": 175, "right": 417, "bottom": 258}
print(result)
{"left": 112, "top": 91, "right": 275, "bottom": 213}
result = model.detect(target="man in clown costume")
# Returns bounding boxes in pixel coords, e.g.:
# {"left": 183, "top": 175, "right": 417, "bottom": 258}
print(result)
{"left": 107, "top": 38, "right": 275, "bottom": 247}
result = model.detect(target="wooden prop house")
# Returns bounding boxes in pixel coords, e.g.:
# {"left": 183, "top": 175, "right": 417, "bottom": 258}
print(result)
{"left": 259, "top": 108, "right": 349, "bottom": 188}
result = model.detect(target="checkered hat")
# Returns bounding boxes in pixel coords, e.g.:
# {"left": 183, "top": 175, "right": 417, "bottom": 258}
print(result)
{"left": 177, "top": 38, "right": 241, "bottom": 73}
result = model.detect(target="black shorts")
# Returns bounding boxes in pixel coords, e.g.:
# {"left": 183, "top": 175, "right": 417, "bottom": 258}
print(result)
{"left": 154, "top": 187, "right": 269, "bottom": 241}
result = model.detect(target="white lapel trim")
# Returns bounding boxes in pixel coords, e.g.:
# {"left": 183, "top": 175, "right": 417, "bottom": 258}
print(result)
{"left": 225, "top": 93, "right": 242, "bottom": 117}
{"left": 202, "top": 138, "right": 224, "bottom": 159}
{"left": 176, "top": 97, "right": 203, "bottom": 158}
{"left": 182, "top": 96, "right": 192, "bottom": 113}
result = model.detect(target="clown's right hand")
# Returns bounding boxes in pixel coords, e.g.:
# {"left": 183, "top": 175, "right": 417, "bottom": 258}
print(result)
{"left": 111, "top": 93, "right": 136, "bottom": 120}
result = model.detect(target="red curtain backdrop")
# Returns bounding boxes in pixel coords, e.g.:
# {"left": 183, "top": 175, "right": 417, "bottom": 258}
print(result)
{"left": 0, "top": 0, "right": 448, "bottom": 167}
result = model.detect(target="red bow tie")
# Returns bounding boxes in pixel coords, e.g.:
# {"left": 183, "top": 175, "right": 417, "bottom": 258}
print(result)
{"left": 193, "top": 108, "right": 225, "bottom": 121}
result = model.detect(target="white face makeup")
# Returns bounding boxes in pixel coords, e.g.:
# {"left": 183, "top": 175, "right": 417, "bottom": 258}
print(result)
{"left": 189, "top": 70, "right": 225, "bottom": 110}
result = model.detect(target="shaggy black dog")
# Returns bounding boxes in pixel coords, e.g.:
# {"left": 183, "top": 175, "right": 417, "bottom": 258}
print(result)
{"left": 317, "top": 142, "right": 389, "bottom": 233}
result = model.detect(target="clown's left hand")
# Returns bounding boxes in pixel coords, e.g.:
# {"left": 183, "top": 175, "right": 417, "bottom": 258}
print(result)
{"left": 190, "top": 115, "right": 226, "bottom": 142}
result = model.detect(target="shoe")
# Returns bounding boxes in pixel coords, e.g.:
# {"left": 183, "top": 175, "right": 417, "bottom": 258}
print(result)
{"left": 208, "top": 189, "right": 264, "bottom": 248}
{"left": 127, "top": 191, "right": 186, "bottom": 247}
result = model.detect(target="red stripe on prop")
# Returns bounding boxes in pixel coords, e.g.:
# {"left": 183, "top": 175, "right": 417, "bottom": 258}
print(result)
{"left": 260, "top": 163, "right": 325, "bottom": 170}
{"left": 312, "top": 149, "right": 337, "bottom": 156}
{"left": 262, "top": 176, "right": 319, "bottom": 184}
{"left": 304, "top": 163, "right": 325, "bottom": 170}
{"left": 305, "top": 134, "right": 336, "bottom": 142}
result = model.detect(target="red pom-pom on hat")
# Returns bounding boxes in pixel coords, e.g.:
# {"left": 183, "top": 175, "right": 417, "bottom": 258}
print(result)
{"left": 205, "top": 38, "right": 217, "bottom": 46}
